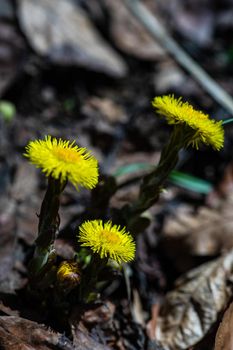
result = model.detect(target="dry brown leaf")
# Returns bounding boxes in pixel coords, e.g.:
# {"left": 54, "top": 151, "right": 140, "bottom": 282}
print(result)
{"left": 147, "top": 304, "right": 160, "bottom": 340}
{"left": 104, "top": 0, "right": 165, "bottom": 60}
{"left": 163, "top": 193, "right": 233, "bottom": 258}
{"left": 153, "top": 60, "right": 186, "bottom": 93}
{"left": 70, "top": 302, "right": 115, "bottom": 350}
{"left": 2, "top": 308, "right": 116, "bottom": 349}
{"left": 0, "top": 316, "right": 74, "bottom": 349}
{"left": 153, "top": 250, "right": 233, "bottom": 350}
{"left": 11, "top": 161, "right": 38, "bottom": 202}
{"left": 172, "top": 6, "right": 214, "bottom": 46}
{"left": 132, "top": 289, "right": 146, "bottom": 326}
{"left": 161, "top": 0, "right": 215, "bottom": 47}
{"left": 0, "top": 302, "right": 19, "bottom": 317}
{"left": 214, "top": 302, "right": 233, "bottom": 350}
{"left": 82, "top": 97, "right": 127, "bottom": 124}
{"left": 18, "top": 0, "right": 127, "bottom": 77}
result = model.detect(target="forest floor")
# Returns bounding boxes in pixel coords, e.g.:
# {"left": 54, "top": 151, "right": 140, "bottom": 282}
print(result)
{"left": 0, "top": 0, "right": 233, "bottom": 349}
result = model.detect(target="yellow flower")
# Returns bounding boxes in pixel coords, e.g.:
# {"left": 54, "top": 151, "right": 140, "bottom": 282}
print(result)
{"left": 57, "top": 261, "right": 81, "bottom": 288}
{"left": 78, "top": 220, "right": 136, "bottom": 264}
{"left": 24, "top": 135, "right": 99, "bottom": 189}
{"left": 152, "top": 95, "right": 224, "bottom": 150}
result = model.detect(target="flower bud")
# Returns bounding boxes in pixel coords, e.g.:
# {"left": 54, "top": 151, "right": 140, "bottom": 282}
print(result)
{"left": 57, "top": 261, "right": 81, "bottom": 291}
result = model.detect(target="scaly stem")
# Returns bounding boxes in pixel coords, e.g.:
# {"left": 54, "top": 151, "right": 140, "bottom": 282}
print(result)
{"left": 29, "top": 176, "right": 66, "bottom": 280}
{"left": 125, "top": 126, "right": 192, "bottom": 230}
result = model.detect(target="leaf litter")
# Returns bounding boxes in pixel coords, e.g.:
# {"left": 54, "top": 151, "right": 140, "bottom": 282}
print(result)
{"left": 1, "top": 0, "right": 233, "bottom": 348}
{"left": 153, "top": 249, "right": 233, "bottom": 349}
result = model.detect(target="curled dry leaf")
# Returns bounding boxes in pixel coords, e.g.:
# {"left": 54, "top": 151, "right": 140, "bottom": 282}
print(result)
{"left": 153, "top": 250, "right": 233, "bottom": 350}
{"left": 214, "top": 302, "right": 233, "bottom": 350}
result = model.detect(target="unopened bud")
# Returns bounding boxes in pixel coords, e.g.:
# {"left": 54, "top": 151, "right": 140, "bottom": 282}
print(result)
{"left": 57, "top": 261, "right": 81, "bottom": 291}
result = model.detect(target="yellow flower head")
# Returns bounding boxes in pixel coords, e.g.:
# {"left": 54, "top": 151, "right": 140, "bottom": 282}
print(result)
{"left": 24, "top": 135, "right": 99, "bottom": 190}
{"left": 152, "top": 95, "right": 224, "bottom": 150}
{"left": 57, "top": 261, "right": 81, "bottom": 288}
{"left": 78, "top": 220, "right": 136, "bottom": 264}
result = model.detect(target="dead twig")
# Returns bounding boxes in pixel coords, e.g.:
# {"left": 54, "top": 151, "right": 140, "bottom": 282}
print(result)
{"left": 124, "top": 0, "right": 233, "bottom": 116}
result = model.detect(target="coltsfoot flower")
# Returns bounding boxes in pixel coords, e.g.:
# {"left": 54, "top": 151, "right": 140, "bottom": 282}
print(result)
{"left": 57, "top": 261, "right": 81, "bottom": 289}
{"left": 78, "top": 220, "right": 136, "bottom": 264}
{"left": 24, "top": 135, "right": 99, "bottom": 189}
{"left": 152, "top": 95, "right": 224, "bottom": 150}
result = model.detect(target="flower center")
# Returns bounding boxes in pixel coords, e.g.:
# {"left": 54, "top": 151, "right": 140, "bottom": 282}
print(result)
{"left": 101, "top": 230, "right": 120, "bottom": 244}
{"left": 54, "top": 147, "right": 80, "bottom": 163}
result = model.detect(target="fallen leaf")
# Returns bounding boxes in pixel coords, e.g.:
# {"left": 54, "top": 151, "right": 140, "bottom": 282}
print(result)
{"left": 147, "top": 304, "right": 160, "bottom": 339}
{"left": 214, "top": 302, "right": 233, "bottom": 350}
{"left": 154, "top": 250, "right": 233, "bottom": 349}
{"left": 72, "top": 329, "right": 112, "bottom": 350}
{"left": 70, "top": 302, "right": 115, "bottom": 350}
{"left": 80, "top": 301, "right": 116, "bottom": 326}
{"left": 0, "top": 315, "right": 74, "bottom": 349}
{"left": 147, "top": 340, "right": 167, "bottom": 350}
{"left": 11, "top": 161, "right": 38, "bottom": 202}
{"left": 54, "top": 239, "right": 75, "bottom": 260}
{"left": 82, "top": 97, "right": 127, "bottom": 124}
{"left": 18, "top": 0, "right": 127, "bottom": 77}
{"left": 173, "top": 7, "right": 214, "bottom": 46}
{"left": 153, "top": 60, "right": 187, "bottom": 93}
{"left": 11, "top": 161, "right": 39, "bottom": 245}
{"left": 0, "top": 302, "right": 19, "bottom": 317}
{"left": 104, "top": 0, "right": 165, "bottom": 60}
{"left": 16, "top": 199, "right": 38, "bottom": 245}
{"left": 132, "top": 289, "right": 146, "bottom": 326}
{"left": 162, "top": 192, "right": 233, "bottom": 265}
{"left": 163, "top": 0, "right": 214, "bottom": 47}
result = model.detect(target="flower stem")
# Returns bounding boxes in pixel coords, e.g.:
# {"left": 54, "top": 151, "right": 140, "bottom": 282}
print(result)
{"left": 126, "top": 126, "right": 187, "bottom": 230}
{"left": 29, "top": 177, "right": 66, "bottom": 280}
